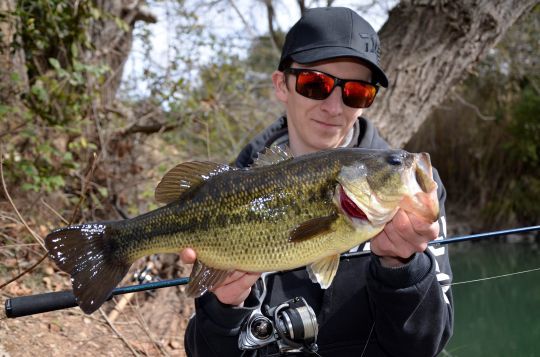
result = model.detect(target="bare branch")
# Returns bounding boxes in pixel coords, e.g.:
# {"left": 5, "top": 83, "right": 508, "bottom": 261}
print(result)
{"left": 451, "top": 92, "right": 496, "bottom": 121}
{"left": 0, "top": 123, "right": 26, "bottom": 139}
{"left": 68, "top": 152, "right": 101, "bottom": 225}
{"left": 0, "top": 253, "right": 48, "bottom": 290}
{"left": 354, "top": 0, "right": 377, "bottom": 13}
{"left": 40, "top": 198, "right": 69, "bottom": 225}
{"left": 263, "top": 0, "right": 282, "bottom": 52}
{"left": 119, "top": 122, "right": 181, "bottom": 136}
{"left": 0, "top": 146, "right": 45, "bottom": 249}
{"left": 530, "top": 79, "right": 540, "bottom": 95}
{"left": 228, "top": 0, "right": 256, "bottom": 37}
{"left": 297, "top": 0, "right": 306, "bottom": 15}
{"left": 99, "top": 308, "right": 140, "bottom": 356}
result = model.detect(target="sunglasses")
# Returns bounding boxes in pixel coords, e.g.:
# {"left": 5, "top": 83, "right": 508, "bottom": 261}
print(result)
{"left": 284, "top": 68, "right": 379, "bottom": 108}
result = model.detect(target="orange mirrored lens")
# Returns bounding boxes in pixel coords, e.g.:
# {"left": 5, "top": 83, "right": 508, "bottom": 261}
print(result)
{"left": 296, "top": 71, "right": 334, "bottom": 100}
{"left": 343, "top": 82, "right": 377, "bottom": 108}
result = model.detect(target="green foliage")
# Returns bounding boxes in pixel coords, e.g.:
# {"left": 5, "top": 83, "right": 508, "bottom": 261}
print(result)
{"left": 507, "top": 85, "right": 540, "bottom": 165}
{"left": 1, "top": 0, "right": 113, "bottom": 197}
{"left": 245, "top": 34, "right": 283, "bottom": 74}
{"left": 490, "top": 84, "right": 540, "bottom": 225}
{"left": 163, "top": 54, "right": 279, "bottom": 162}
{"left": 14, "top": 0, "right": 110, "bottom": 124}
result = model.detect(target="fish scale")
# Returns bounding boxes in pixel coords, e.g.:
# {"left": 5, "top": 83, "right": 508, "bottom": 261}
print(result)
{"left": 116, "top": 163, "right": 340, "bottom": 270}
{"left": 45, "top": 147, "right": 439, "bottom": 313}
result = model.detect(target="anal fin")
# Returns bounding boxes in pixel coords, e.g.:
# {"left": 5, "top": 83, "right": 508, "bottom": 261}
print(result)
{"left": 307, "top": 254, "right": 340, "bottom": 289}
{"left": 186, "top": 260, "right": 233, "bottom": 298}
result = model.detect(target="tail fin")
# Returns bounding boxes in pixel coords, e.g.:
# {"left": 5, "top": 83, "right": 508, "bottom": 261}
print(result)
{"left": 45, "top": 223, "right": 131, "bottom": 314}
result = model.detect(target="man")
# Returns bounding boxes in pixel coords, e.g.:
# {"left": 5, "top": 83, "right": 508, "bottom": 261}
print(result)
{"left": 182, "top": 7, "right": 453, "bottom": 356}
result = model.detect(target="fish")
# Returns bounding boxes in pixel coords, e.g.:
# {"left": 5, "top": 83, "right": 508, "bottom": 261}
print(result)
{"left": 45, "top": 147, "right": 439, "bottom": 314}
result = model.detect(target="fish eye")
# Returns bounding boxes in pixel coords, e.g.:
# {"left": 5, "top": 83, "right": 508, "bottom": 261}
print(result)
{"left": 386, "top": 152, "right": 405, "bottom": 166}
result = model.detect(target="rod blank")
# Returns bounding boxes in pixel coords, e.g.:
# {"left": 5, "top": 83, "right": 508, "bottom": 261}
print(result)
{"left": 3, "top": 226, "right": 539, "bottom": 318}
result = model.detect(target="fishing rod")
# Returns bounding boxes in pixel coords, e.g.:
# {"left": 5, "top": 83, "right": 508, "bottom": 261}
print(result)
{"left": 3, "top": 224, "right": 539, "bottom": 319}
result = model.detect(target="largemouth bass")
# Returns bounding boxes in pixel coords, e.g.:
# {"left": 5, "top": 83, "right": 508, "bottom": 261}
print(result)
{"left": 46, "top": 147, "right": 439, "bottom": 314}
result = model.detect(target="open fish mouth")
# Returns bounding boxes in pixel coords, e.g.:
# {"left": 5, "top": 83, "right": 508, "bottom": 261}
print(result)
{"left": 399, "top": 153, "right": 439, "bottom": 223}
{"left": 335, "top": 151, "right": 439, "bottom": 228}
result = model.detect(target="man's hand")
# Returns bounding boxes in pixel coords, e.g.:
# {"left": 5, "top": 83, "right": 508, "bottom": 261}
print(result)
{"left": 180, "top": 248, "right": 261, "bottom": 306}
{"left": 370, "top": 209, "right": 439, "bottom": 268}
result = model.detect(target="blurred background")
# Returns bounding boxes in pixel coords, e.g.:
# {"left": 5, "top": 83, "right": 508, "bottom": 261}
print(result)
{"left": 0, "top": 0, "right": 539, "bottom": 356}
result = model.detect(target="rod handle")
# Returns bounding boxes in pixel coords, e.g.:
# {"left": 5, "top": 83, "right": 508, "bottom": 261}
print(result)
{"left": 5, "top": 290, "right": 78, "bottom": 318}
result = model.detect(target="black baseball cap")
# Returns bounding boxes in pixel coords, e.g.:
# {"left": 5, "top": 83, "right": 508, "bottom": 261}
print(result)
{"left": 278, "top": 7, "right": 388, "bottom": 88}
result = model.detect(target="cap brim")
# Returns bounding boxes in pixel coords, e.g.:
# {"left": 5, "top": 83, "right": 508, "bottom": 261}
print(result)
{"left": 288, "top": 47, "right": 388, "bottom": 88}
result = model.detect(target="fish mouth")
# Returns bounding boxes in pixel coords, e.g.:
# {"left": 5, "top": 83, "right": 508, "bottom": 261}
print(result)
{"left": 399, "top": 153, "right": 440, "bottom": 222}
{"left": 337, "top": 185, "right": 370, "bottom": 224}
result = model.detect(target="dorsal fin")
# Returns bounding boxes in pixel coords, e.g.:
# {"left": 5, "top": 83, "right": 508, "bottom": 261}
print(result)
{"left": 155, "top": 161, "right": 232, "bottom": 204}
{"left": 251, "top": 146, "right": 293, "bottom": 167}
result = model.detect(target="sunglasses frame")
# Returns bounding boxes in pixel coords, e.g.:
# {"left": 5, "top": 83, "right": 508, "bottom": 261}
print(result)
{"left": 283, "top": 68, "right": 379, "bottom": 108}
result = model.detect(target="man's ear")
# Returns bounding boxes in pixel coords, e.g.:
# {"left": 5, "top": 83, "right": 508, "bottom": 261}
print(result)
{"left": 272, "top": 70, "right": 289, "bottom": 103}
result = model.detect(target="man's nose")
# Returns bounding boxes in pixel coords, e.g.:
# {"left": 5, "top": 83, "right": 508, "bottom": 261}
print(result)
{"left": 320, "top": 87, "right": 344, "bottom": 116}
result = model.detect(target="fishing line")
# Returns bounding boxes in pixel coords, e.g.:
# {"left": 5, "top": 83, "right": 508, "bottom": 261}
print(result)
{"left": 360, "top": 321, "right": 375, "bottom": 357}
{"left": 3, "top": 225, "right": 539, "bottom": 318}
{"left": 445, "top": 267, "right": 540, "bottom": 287}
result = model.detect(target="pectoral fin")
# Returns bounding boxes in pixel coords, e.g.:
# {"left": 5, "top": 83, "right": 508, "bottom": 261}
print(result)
{"left": 289, "top": 214, "right": 337, "bottom": 242}
{"left": 307, "top": 254, "right": 340, "bottom": 289}
{"left": 186, "top": 260, "right": 233, "bottom": 298}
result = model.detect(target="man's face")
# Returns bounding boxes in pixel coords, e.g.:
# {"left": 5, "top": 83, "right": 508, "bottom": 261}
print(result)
{"left": 272, "top": 58, "right": 373, "bottom": 156}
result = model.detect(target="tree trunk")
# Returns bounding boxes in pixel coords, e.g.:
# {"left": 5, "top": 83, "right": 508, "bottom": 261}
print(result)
{"left": 0, "top": 0, "right": 28, "bottom": 106}
{"left": 368, "top": 0, "right": 540, "bottom": 147}
{"left": 90, "top": 0, "right": 157, "bottom": 105}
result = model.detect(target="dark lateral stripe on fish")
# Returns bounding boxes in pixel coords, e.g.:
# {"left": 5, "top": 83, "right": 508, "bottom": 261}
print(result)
{"left": 43, "top": 148, "right": 440, "bottom": 314}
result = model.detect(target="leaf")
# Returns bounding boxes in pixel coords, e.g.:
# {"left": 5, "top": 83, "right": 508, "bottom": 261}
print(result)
{"left": 31, "top": 81, "right": 49, "bottom": 103}
{"left": 0, "top": 105, "right": 11, "bottom": 116}
{"left": 48, "top": 58, "right": 61, "bottom": 70}
{"left": 98, "top": 187, "right": 108, "bottom": 198}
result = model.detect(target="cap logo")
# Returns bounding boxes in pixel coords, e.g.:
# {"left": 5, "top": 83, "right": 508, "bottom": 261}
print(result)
{"left": 358, "top": 33, "right": 380, "bottom": 55}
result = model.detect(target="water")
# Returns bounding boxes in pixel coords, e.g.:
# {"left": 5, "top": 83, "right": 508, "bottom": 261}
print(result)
{"left": 443, "top": 241, "right": 540, "bottom": 357}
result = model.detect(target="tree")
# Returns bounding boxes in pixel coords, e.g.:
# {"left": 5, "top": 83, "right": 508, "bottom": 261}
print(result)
{"left": 369, "top": 0, "right": 540, "bottom": 147}
{"left": 0, "top": 0, "right": 27, "bottom": 107}
{"left": 406, "top": 5, "right": 540, "bottom": 230}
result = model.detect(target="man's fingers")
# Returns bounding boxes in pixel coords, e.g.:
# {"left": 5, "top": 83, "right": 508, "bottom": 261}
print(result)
{"left": 220, "top": 271, "right": 248, "bottom": 286}
{"left": 390, "top": 210, "right": 416, "bottom": 240}
{"left": 408, "top": 213, "right": 439, "bottom": 238}
{"left": 214, "top": 271, "right": 261, "bottom": 290}
{"left": 212, "top": 272, "right": 262, "bottom": 306}
{"left": 382, "top": 221, "right": 418, "bottom": 258}
{"left": 177, "top": 248, "right": 261, "bottom": 306}
{"left": 180, "top": 248, "right": 197, "bottom": 264}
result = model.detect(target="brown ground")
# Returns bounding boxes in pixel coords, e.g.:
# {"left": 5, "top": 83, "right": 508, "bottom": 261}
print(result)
{"left": 0, "top": 183, "right": 197, "bottom": 357}
{"left": 0, "top": 255, "right": 195, "bottom": 357}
